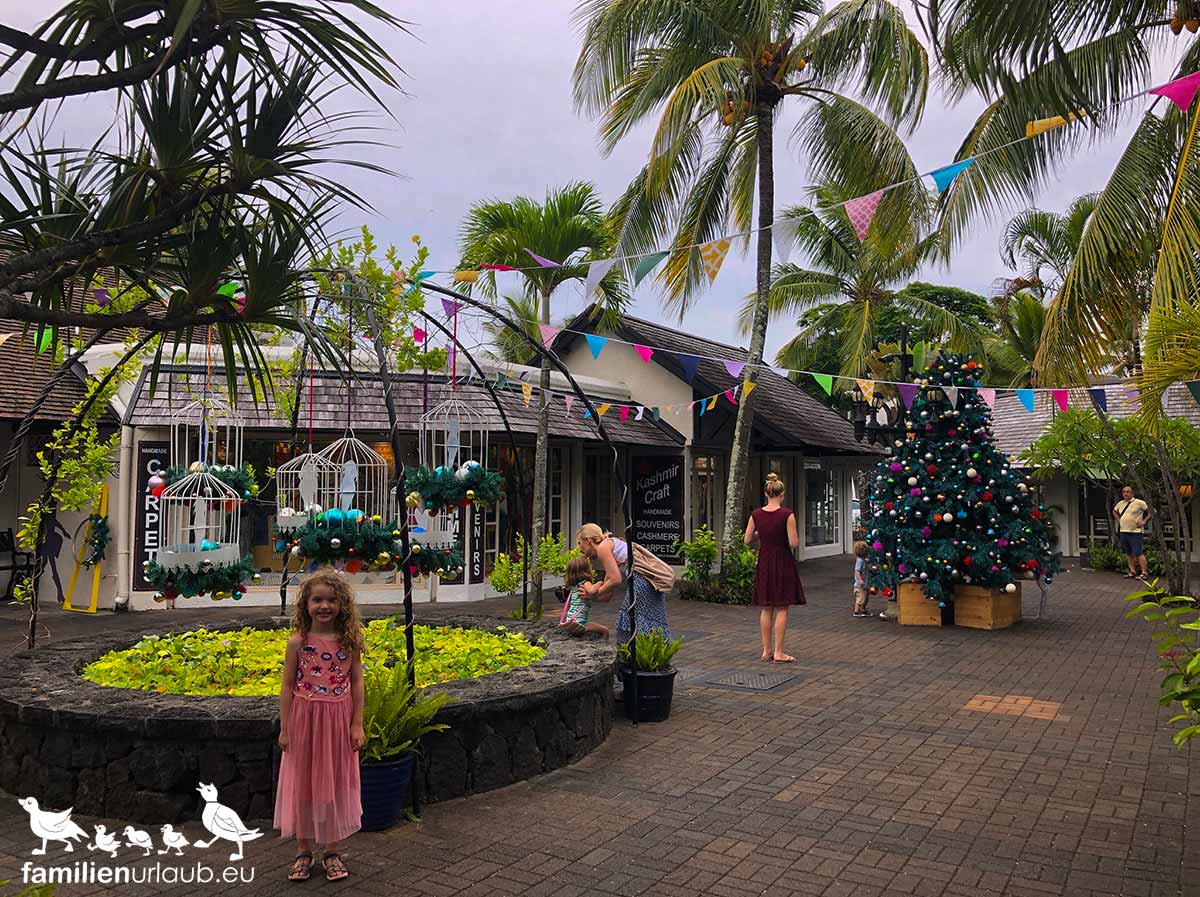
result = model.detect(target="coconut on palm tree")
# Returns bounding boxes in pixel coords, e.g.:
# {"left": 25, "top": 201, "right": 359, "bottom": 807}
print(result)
{"left": 573, "top": 0, "right": 930, "bottom": 548}
{"left": 458, "top": 182, "right": 626, "bottom": 612}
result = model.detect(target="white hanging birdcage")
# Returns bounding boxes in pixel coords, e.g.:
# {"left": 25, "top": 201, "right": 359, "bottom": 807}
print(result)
{"left": 157, "top": 470, "right": 242, "bottom": 571}
{"left": 170, "top": 394, "right": 244, "bottom": 471}
{"left": 317, "top": 433, "right": 392, "bottom": 525}
{"left": 275, "top": 451, "right": 341, "bottom": 529}
{"left": 420, "top": 397, "right": 488, "bottom": 470}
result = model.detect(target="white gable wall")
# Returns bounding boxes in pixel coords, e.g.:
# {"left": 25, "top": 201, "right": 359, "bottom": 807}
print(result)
{"left": 559, "top": 340, "right": 695, "bottom": 443}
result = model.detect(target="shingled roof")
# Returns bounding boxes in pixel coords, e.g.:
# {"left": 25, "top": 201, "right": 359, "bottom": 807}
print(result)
{"left": 123, "top": 366, "right": 685, "bottom": 447}
{"left": 993, "top": 382, "right": 1200, "bottom": 462}
{"left": 558, "top": 312, "right": 871, "bottom": 454}
{"left": 0, "top": 320, "right": 93, "bottom": 421}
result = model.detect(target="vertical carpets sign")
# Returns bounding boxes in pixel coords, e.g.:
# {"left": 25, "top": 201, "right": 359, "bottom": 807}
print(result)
{"left": 631, "top": 455, "right": 684, "bottom": 562}
{"left": 133, "top": 441, "right": 169, "bottom": 590}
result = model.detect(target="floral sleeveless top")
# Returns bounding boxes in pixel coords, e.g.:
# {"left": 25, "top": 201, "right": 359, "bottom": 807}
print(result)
{"left": 294, "top": 635, "right": 352, "bottom": 702}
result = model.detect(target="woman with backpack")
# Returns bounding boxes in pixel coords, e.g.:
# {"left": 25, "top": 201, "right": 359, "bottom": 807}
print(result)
{"left": 576, "top": 523, "right": 673, "bottom": 644}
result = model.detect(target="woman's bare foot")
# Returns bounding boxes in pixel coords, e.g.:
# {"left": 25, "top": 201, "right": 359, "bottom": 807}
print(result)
{"left": 759, "top": 653, "right": 772, "bottom": 662}
{"left": 772, "top": 653, "right": 796, "bottom": 663}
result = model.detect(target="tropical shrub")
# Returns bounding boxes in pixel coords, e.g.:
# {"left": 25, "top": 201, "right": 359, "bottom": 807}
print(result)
{"left": 82, "top": 621, "right": 545, "bottom": 696}
{"left": 489, "top": 551, "right": 521, "bottom": 596}
{"left": 721, "top": 545, "right": 759, "bottom": 605}
{"left": 1124, "top": 584, "right": 1200, "bottom": 745}
{"left": 1087, "top": 542, "right": 1126, "bottom": 572}
{"left": 360, "top": 662, "right": 451, "bottom": 762}
{"left": 673, "top": 525, "right": 719, "bottom": 583}
{"left": 537, "top": 532, "right": 580, "bottom": 578}
{"left": 618, "top": 629, "right": 682, "bottom": 672}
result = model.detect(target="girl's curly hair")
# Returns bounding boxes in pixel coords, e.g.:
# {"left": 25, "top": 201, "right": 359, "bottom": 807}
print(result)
{"left": 293, "top": 568, "right": 365, "bottom": 655}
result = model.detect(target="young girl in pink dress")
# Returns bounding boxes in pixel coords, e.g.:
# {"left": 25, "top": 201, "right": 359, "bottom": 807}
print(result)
{"left": 275, "top": 569, "right": 365, "bottom": 882}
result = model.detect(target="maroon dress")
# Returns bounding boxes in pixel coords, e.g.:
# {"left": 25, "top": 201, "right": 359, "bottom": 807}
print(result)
{"left": 751, "top": 507, "right": 806, "bottom": 607}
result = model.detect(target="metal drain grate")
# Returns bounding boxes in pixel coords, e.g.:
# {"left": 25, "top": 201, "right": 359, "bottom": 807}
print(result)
{"left": 700, "top": 669, "right": 799, "bottom": 692}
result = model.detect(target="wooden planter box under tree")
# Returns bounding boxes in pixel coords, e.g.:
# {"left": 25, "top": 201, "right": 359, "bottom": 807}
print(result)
{"left": 898, "top": 582, "right": 942, "bottom": 626}
{"left": 952, "top": 584, "right": 1022, "bottom": 630}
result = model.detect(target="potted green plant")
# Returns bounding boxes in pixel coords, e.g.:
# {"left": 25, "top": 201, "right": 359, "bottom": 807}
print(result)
{"left": 359, "top": 663, "right": 450, "bottom": 831}
{"left": 618, "top": 629, "right": 682, "bottom": 723}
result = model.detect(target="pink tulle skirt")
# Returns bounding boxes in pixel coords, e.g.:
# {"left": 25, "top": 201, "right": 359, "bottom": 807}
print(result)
{"left": 274, "top": 695, "right": 361, "bottom": 844}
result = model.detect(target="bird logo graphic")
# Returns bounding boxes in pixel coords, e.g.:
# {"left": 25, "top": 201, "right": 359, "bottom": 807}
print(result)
{"left": 123, "top": 826, "right": 155, "bottom": 856}
{"left": 158, "top": 824, "right": 190, "bottom": 856}
{"left": 86, "top": 824, "right": 120, "bottom": 858}
{"left": 18, "top": 798, "right": 88, "bottom": 855}
{"left": 193, "top": 782, "right": 263, "bottom": 861}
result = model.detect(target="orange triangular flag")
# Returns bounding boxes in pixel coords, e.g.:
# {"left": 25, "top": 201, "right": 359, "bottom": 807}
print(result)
{"left": 596, "top": 403, "right": 610, "bottom": 416}
{"left": 1025, "top": 110, "right": 1085, "bottom": 138}
{"left": 742, "top": 381, "right": 757, "bottom": 399}
{"left": 521, "top": 383, "right": 532, "bottom": 406}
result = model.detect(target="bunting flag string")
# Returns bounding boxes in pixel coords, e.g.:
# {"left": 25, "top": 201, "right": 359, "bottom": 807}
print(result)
{"left": 539, "top": 324, "right": 562, "bottom": 347}
{"left": 1186, "top": 382, "right": 1200, "bottom": 409}
{"left": 943, "top": 385, "right": 959, "bottom": 407}
{"left": 742, "top": 381, "right": 757, "bottom": 399}
{"left": 723, "top": 359, "right": 745, "bottom": 378}
{"left": 564, "top": 395, "right": 575, "bottom": 415}
{"left": 440, "top": 298, "right": 460, "bottom": 317}
{"left": 897, "top": 383, "right": 918, "bottom": 409}
{"left": 1017, "top": 389, "right": 1035, "bottom": 413}
{"left": 1089, "top": 387, "right": 1109, "bottom": 412}
{"left": 635, "top": 406, "right": 645, "bottom": 420}
{"left": 583, "top": 258, "right": 616, "bottom": 299}
{"left": 856, "top": 378, "right": 876, "bottom": 402}
{"left": 521, "top": 383, "right": 533, "bottom": 406}
{"left": 404, "top": 69, "right": 1200, "bottom": 289}
{"left": 678, "top": 354, "right": 701, "bottom": 384}
{"left": 813, "top": 373, "right": 834, "bottom": 396}
{"left": 453, "top": 270, "right": 480, "bottom": 283}
{"left": 1051, "top": 389, "right": 1069, "bottom": 412}
{"left": 585, "top": 334, "right": 608, "bottom": 359}
{"left": 635, "top": 344, "right": 654, "bottom": 364}
{"left": 979, "top": 388, "right": 996, "bottom": 409}
{"left": 725, "top": 389, "right": 737, "bottom": 405}
{"left": 413, "top": 326, "right": 426, "bottom": 344}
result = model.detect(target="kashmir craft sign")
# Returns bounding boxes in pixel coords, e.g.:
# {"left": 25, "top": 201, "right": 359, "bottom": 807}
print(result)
{"left": 132, "top": 441, "right": 169, "bottom": 591}
{"left": 631, "top": 454, "right": 684, "bottom": 563}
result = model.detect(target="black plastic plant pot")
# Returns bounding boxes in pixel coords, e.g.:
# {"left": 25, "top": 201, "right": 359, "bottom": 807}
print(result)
{"left": 360, "top": 752, "right": 416, "bottom": 831}
{"left": 619, "top": 666, "right": 676, "bottom": 722}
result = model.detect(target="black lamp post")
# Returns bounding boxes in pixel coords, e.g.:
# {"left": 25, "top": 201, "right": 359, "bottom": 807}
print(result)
{"left": 851, "top": 325, "right": 914, "bottom": 449}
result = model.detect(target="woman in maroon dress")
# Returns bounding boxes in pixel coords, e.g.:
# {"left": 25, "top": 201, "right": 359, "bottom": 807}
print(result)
{"left": 743, "top": 473, "right": 805, "bottom": 662}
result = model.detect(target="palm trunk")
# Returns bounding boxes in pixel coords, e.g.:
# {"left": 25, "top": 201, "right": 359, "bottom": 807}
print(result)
{"left": 721, "top": 101, "right": 775, "bottom": 550}
{"left": 530, "top": 288, "right": 552, "bottom": 613}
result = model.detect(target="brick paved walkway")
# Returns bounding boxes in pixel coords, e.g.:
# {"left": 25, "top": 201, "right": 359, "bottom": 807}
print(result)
{"left": 0, "top": 557, "right": 1195, "bottom": 897}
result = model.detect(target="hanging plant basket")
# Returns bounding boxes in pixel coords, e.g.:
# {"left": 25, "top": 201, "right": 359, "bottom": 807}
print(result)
{"left": 405, "top": 462, "right": 503, "bottom": 513}
{"left": 145, "top": 555, "right": 257, "bottom": 601}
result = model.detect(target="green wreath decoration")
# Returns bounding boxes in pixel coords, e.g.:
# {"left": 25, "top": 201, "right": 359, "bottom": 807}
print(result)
{"left": 145, "top": 555, "right": 258, "bottom": 600}
{"left": 404, "top": 462, "right": 504, "bottom": 514}
{"left": 164, "top": 464, "right": 260, "bottom": 499}
{"left": 80, "top": 514, "right": 110, "bottom": 568}
{"left": 408, "top": 541, "right": 464, "bottom": 578}
{"left": 278, "top": 520, "right": 404, "bottom": 568}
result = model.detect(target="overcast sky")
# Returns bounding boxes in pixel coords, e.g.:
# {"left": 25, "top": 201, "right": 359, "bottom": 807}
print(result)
{"left": 3, "top": 1, "right": 1152, "bottom": 359}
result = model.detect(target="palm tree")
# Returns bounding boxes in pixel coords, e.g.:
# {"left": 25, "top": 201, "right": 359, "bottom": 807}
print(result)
{"left": 986, "top": 291, "right": 1047, "bottom": 388}
{"left": 999, "top": 194, "right": 1099, "bottom": 296}
{"left": 483, "top": 294, "right": 543, "bottom": 365}
{"left": 458, "top": 182, "right": 626, "bottom": 612}
{"left": 742, "top": 199, "right": 980, "bottom": 380}
{"left": 573, "top": 0, "right": 930, "bottom": 548}
{"left": 920, "top": 1, "right": 1198, "bottom": 402}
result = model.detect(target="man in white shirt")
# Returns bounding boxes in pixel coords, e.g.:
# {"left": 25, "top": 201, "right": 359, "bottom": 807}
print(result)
{"left": 1112, "top": 485, "right": 1152, "bottom": 579}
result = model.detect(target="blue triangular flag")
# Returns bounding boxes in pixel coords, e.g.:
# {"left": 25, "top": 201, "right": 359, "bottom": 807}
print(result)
{"left": 1016, "top": 389, "right": 1035, "bottom": 413}
{"left": 678, "top": 354, "right": 701, "bottom": 383}
{"left": 930, "top": 158, "right": 975, "bottom": 194}
{"left": 1089, "top": 387, "right": 1109, "bottom": 412}
{"left": 585, "top": 334, "right": 608, "bottom": 359}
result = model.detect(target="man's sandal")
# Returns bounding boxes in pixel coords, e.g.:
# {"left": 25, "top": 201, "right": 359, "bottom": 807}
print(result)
{"left": 288, "top": 853, "right": 313, "bottom": 882}
{"left": 323, "top": 853, "right": 349, "bottom": 882}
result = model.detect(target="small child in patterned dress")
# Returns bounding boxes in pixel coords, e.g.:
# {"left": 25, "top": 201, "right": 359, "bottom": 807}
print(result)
{"left": 559, "top": 555, "right": 608, "bottom": 638}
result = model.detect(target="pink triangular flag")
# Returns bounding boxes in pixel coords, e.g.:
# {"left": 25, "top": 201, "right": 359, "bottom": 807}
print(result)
{"left": 620, "top": 405, "right": 630, "bottom": 422}
{"left": 978, "top": 387, "right": 996, "bottom": 408}
{"left": 634, "top": 344, "right": 654, "bottom": 364}
{"left": 564, "top": 395, "right": 575, "bottom": 415}
{"left": 844, "top": 190, "right": 884, "bottom": 241}
{"left": 539, "top": 324, "right": 561, "bottom": 346}
{"left": 1051, "top": 388, "right": 1068, "bottom": 412}
{"left": 413, "top": 327, "right": 426, "bottom": 343}
{"left": 1150, "top": 70, "right": 1200, "bottom": 112}
{"left": 725, "top": 389, "right": 737, "bottom": 405}
{"left": 525, "top": 249, "right": 561, "bottom": 268}
{"left": 723, "top": 359, "right": 745, "bottom": 378}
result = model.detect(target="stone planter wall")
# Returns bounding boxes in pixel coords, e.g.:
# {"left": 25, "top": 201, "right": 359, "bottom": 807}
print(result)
{"left": 0, "top": 614, "right": 614, "bottom": 824}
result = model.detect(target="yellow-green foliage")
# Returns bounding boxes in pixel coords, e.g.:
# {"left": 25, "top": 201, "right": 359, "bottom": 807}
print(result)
{"left": 82, "top": 620, "right": 545, "bottom": 696}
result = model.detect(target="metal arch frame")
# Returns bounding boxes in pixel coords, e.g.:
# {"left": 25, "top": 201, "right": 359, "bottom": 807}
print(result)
{"left": 417, "top": 313, "right": 532, "bottom": 618}
{"left": 412, "top": 279, "right": 643, "bottom": 722}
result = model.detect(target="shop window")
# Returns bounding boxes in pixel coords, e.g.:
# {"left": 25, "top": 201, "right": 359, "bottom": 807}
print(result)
{"left": 692, "top": 454, "right": 719, "bottom": 534}
{"left": 804, "top": 465, "right": 841, "bottom": 547}
{"left": 582, "top": 452, "right": 613, "bottom": 535}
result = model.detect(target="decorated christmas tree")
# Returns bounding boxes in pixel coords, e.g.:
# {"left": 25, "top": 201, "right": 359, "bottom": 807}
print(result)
{"left": 865, "top": 353, "right": 1060, "bottom": 605}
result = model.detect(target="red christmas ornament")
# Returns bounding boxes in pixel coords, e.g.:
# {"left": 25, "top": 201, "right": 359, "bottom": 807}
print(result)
{"left": 444, "top": 548, "right": 451, "bottom": 556}
{"left": 151, "top": 484, "right": 166, "bottom": 498}
{"left": 963, "top": 557, "right": 972, "bottom": 566}
{"left": 885, "top": 502, "right": 894, "bottom": 510}
{"left": 927, "top": 465, "right": 937, "bottom": 475}
{"left": 982, "top": 492, "right": 993, "bottom": 501}
{"left": 1031, "top": 509, "right": 1042, "bottom": 519}
{"left": 948, "top": 429, "right": 958, "bottom": 437}
{"left": 882, "top": 587, "right": 893, "bottom": 597}
{"left": 346, "top": 559, "right": 363, "bottom": 573}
